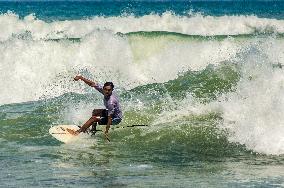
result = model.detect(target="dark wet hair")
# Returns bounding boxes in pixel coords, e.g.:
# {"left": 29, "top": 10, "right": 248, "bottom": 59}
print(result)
{"left": 103, "top": 82, "right": 114, "bottom": 90}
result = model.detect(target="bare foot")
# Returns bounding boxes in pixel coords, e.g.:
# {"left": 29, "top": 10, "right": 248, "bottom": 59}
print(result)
{"left": 67, "top": 128, "right": 79, "bottom": 136}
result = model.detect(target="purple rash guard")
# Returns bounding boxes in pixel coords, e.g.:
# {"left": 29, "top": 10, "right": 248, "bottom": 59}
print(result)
{"left": 92, "top": 83, "right": 122, "bottom": 120}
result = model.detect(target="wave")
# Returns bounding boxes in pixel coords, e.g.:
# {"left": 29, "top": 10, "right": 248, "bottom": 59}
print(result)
{"left": 1, "top": 57, "right": 284, "bottom": 156}
{"left": 215, "top": 57, "right": 284, "bottom": 155}
{"left": 0, "top": 25, "right": 248, "bottom": 105}
{"left": 1, "top": 27, "right": 284, "bottom": 105}
{"left": 1, "top": 12, "right": 284, "bottom": 42}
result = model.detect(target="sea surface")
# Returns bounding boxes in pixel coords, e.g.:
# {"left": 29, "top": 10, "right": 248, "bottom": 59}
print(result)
{"left": 1, "top": 1, "right": 284, "bottom": 187}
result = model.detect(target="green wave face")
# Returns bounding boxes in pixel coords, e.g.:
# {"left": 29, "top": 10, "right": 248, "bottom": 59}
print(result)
{"left": 126, "top": 63, "right": 240, "bottom": 102}
{"left": 126, "top": 31, "right": 284, "bottom": 63}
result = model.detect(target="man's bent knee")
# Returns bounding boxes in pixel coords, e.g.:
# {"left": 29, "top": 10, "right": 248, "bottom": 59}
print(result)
{"left": 92, "top": 109, "right": 104, "bottom": 116}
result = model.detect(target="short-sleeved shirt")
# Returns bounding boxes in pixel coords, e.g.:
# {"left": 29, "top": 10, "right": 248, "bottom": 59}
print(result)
{"left": 92, "top": 83, "right": 122, "bottom": 120}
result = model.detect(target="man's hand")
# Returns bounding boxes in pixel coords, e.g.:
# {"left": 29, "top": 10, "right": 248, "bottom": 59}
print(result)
{"left": 104, "top": 131, "right": 110, "bottom": 142}
{"left": 73, "top": 75, "right": 96, "bottom": 87}
{"left": 74, "top": 75, "right": 82, "bottom": 81}
{"left": 104, "top": 116, "right": 111, "bottom": 142}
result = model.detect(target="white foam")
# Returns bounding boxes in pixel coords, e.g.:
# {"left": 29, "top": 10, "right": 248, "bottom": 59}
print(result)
{"left": 214, "top": 39, "right": 284, "bottom": 155}
{"left": 1, "top": 12, "right": 284, "bottom": 41}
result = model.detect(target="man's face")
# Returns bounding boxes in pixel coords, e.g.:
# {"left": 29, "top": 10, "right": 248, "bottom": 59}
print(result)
{"left": 103, "top": 86, "right": 113, "bottom": 97}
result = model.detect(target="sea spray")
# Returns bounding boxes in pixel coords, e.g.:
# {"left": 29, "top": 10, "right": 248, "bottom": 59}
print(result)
{"left": 212, "top": 38, "right": 284, "bottom": 155}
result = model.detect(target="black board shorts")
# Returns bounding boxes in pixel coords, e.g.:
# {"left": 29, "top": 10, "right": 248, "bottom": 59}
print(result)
{"left": 98, "top": 109, "right": 121, "bottom": 125}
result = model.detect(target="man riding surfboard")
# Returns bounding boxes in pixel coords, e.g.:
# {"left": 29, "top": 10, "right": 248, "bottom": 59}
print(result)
{"left": 67, "top": 75, "right": 122, "bottom": 140}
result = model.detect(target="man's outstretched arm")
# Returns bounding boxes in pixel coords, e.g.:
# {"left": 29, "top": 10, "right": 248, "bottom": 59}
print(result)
{"left": 74, "top": 75, "right": 97, "bottom": 87}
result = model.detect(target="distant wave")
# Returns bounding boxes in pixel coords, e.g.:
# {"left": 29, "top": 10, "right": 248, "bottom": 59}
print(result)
{"left": 1, "top": 12, "right": 284, "bottom": 42}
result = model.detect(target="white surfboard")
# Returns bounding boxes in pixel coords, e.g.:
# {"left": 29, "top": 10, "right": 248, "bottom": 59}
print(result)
{"left": 49, "top": 124, "right": 148, "bottom": 143}
{"left": 49, "top": 124, "right": 85, "bottom": 143}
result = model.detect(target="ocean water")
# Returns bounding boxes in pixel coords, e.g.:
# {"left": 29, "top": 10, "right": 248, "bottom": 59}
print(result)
{"left": 1, "top": 1, "right": 284, "bottom": 187}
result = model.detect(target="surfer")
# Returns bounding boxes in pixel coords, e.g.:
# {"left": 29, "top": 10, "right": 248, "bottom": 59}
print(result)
{"left": 67, "top": 75, "right": 122, "bottom": 138}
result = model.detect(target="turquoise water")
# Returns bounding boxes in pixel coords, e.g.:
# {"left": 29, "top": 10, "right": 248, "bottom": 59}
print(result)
{"left": 1, "top": 1, "right": 284, "bottom": 187}
{"left": 1, "top": 1, "right": 284, "bottom": 20}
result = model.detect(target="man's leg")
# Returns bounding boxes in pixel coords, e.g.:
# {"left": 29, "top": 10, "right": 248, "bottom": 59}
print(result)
{"left": 79, "top": 116, "right": 99, "bottom": 132}
{"left": 80, "top": 109, "right": 105, "bottom": 132}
